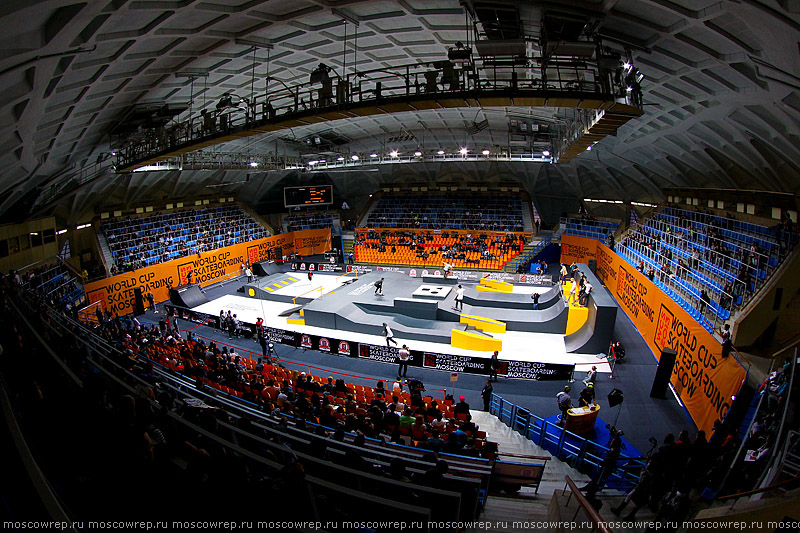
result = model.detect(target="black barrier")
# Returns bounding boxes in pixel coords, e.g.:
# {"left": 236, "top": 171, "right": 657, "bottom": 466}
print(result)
{"left": 165, "top": 304, "right": 575, "bottom": 380}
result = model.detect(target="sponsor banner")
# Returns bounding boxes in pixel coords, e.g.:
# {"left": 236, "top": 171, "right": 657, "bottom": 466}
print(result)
{"left": 86, "top": 229, "right": 330, "bottom": 316}
{"left": 500, "top": 360, "right": 573, "bottom": 380}
{"left": 315, "top": 263, "right": 342, "bottom": 273}
{"left": 345, "top": 264, "right": 373, "bottom": 274}
{"left": 164, "top": 303, "right": 571, "bottom": 381}
{"left": 560, "top": 234, "right": 599, "bottom": 264}
{"left": 376, "top": 266, "right": 407, "bottom": 273}
{"left": 404, "top": 268, "right": 554, "bottom": 285}
{"left": 358, "top": 343, "right": 404, "bottom": 364}
{"left": 561, "top": 235, "right": 748, "bottom": 434}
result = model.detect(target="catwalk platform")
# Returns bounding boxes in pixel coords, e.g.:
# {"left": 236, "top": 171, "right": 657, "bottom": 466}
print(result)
{"left": 168, "top": 265, "right": 617, "bottom": 381}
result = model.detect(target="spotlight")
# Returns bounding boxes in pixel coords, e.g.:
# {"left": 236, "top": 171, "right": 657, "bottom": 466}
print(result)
{"left": 437, "top": 150, "right": 445, "bottom": 155}
{"left": 249, "top": 161, "right": 259, "bottom": 167}
{"left": 623, "top": 61, "right": 632, "bottom": 70}
{"left": 586, "top": 146, "right": 592, "bottom": 151}
{"left": 370, "top": 153, "right": 378, "bottom": 158}
{"left": 459, "top": 147, "right": 468, "bottom": 155}
{"left": 308, "top": 160, "right": 318, "bottom": 166}
{"left": 337, "top": 156, "right": 345, "bottom": 161}
{"left": 482, "top": 149, "right": 490, "bottom": 155}
{"left": 414, "top": 151, "right": 422, "bottom": 157}
{"left": 351, "top": 155, "right": 359, "bottom": 161}
{"left": 627, "top": 86, "right": 633, "bottom": 92}
{"left": 542, "top": 150, "right": 550, "bottom": 156}
{"left": 390, "top": 150, "right": 399, "bottom": 158}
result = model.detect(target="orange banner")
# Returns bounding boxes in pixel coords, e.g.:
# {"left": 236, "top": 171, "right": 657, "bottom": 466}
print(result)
{"left": 561, "top": 235, "right": 748, "bottom": 435}
{"left": 560, "top": 234, "right": 599, "bottom": 264}
{"left": 85, "top": 228, "right": 331, "bottom": 316}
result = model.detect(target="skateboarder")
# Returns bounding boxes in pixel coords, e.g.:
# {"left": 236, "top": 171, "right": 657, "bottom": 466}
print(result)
{"left": 454, "top": 284, "right": 465, "bottom": 311}
{"left": 374, "top": 277, "right": 384, "bottom": 295}
{"left": 383, "top": 322, "right": 398, "bottom": 347}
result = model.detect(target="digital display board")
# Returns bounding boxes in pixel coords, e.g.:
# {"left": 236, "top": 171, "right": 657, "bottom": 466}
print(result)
{"left": 284, "top": 185, "right": 333, "bottom": 208}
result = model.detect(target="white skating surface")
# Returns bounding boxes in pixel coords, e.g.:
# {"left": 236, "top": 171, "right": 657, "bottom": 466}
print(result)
{"left": 194, "top": 284, "right": 612, "bottom": 373}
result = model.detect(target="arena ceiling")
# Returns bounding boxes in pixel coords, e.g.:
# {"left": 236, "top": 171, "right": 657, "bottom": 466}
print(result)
{"left": 1, "top": 0, "right": 799, "bottom": 223}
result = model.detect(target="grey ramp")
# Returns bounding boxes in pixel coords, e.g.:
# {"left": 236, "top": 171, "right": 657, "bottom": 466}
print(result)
{"left": 436, "top": 299, "right": 568, "bottom": 334}
{"left": 169, "top": 284, "right": 209, "bottom": 308}
{"left": 393, "top": 297, "right": 439, "bottom": 320}
{"left": 330, "top": 306, "right": 455, "bottom": 345}
{"left": 461, "top": 283, "right": 561, "bottom": 310}
{"left": 253, "top": 261, "right": 281, "bottom": 277}
{"left": 564, "top": 263, "right": 618, "bottom": 353}
{"left": 423, "top": 275, "right": 459, "bottom": 285}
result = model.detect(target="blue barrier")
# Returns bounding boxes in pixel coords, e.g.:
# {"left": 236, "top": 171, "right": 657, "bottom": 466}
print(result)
{"left": 489, "top": 393, "right": 647, "bottom": 491}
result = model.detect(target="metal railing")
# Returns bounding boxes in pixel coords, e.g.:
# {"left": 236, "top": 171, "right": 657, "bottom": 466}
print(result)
{"left": 490, "top": 394, "right": 646, "bottom": 491}
{"left": 114, "top": 56, "right": 643, "bottom": 171}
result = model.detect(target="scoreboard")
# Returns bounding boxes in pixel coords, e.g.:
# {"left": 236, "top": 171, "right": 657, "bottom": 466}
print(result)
{"left": 284, "top": 185, "right": 333, "bottom": 208}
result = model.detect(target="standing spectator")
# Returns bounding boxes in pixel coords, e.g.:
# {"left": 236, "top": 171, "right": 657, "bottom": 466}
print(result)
{"left": 532, "top": 292, "right": 540, "bottom": 310}
{"left": 245, "top": 266, "right": 253, "bottom": 283}
{"left": 579, "top": 280, "right": 593, "bottom": 307}
{"left": 397, "top": 344, "right": 410, "bottom": 379}
{"left": 583, "top": 366, "right": 597, "bottom": 387}
{"left": 489, "top": 350, "right": 500, "bottom": 382}
{"left": 556, "top": 386, "right": 572, "bottom": 426}
{"left": 481, "top": 379, "right": 493, "bottom": 412}
{"left": 383, "top": 323, "right": 398, "bottom": 347}
{"left": 307, "top": 270, "right": 313, "bottom": 284}
{"left": 699, "top": 289, "right": 709, "bottom": 315}
{"left": 719, "top": 324, "right": 732, "bottom": 358}
{"left": 146, "top": 291, "right": 156, "bottom": 314}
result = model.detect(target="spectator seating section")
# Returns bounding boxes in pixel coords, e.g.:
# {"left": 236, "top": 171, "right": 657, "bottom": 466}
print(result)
{"left": 617, "top": 205, "right": 795, "bottom": 332}
{"left": 364, "top": 192, "right": 525, "bottom": 232}
{"left": 354, "top": 228, "right": 527, "bottom": 270}
{"left": 561, "top": 216, "right": 619, "bottom": 241}
{"left": 284, "top": 213, "right": 336, "bottom": 232}
{"left": 116, "top": 328, "right": 492, "bottom": 517}
{"left": 102, "top": 205, "right": 269, "bottom": 272}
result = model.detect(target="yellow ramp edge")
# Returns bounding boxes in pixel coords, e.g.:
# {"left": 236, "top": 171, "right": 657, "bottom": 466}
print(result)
{"left": 451, "top": 329, "right": 502, "bottom": 352}
{"left": 279, "top": 280, "right": 290, "bottom": 285}
{"left": 264, "top": 286, "right": 274, "bottom": 291}
{"left": 566, "top": 306, "right": 589, "bottom": 335}
{"left": 480, "top": 278, "right": 513, "bottom": 292}
{"left": 476, "top": 284, "right": 503, "bottom": 293}
{"left": 287, "top": 318, "right": 305, "bottom": 325}
{"left": 299, "top": 310, "right": 304, "bottom": 317}
{"left": 460, "top": 314, "right": 506, "bottom": 334}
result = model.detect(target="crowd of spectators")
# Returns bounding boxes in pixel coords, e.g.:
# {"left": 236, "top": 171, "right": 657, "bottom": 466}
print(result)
{"left": 102, "top": 205, "right": 270, "bottom": 273}
{"left": 354, "top": 229, "right": 525, "bottom": 269}
{"left": 364, "top": 192, "right": 525, "bottom": 232}
{"left": 90, "top": 308, "right": 493, "bottom": 460}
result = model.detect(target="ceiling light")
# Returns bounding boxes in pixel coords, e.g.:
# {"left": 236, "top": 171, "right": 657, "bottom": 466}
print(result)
{"left": 370, "top": 153, "right": 378, "bottom": 158}
{"left": 56, "top": 229, "right": 67, "bottom": 235}
{"left": 390, "top": 150, "right": 399, "bottom": 158}
{"left": 542, "top": 150, "right": 550, "bottom": 156}
{"left": 626, "top": 86, "right": 633, "bottom": 92}
{"left": 414, "top": 151, "right": 422, "bottom": 157}
{"left": 623, "top": 62, "right": 632, "bottom": 70}
{"left": 249, "top": 161, "right": 259, "bottom": 167}
{"left": 482, "top": 149, "right": 490, "bottom": 155}
{"left": 308, "top": 160, "right": 318, "bottom": 166}
{"left": 351, "top": 155, "right": 359, "bottom": 161}
{"left": 459, "top": 147, "right": 468, "bottom": 155}
{"left": 586, "top": 146, "right": 592, "bottom": 151}
{"left": 337, "top": 156, "right": 345, "bottom": 161}
{"left": 437, "top": 150, "right": 445, "bottom": 155}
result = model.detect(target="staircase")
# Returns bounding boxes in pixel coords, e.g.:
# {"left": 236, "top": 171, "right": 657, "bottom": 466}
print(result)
{"left": 466, "top": 411, "right": 591, "bottom": 532}
{"left": 342, "top": 231, "right": 355, "bottom": 259}
{"left": 96, "top": 231, "right": 115, "bottom": 272}
{"left": 522, "top": 201, "right": 535, "bottom": 234}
